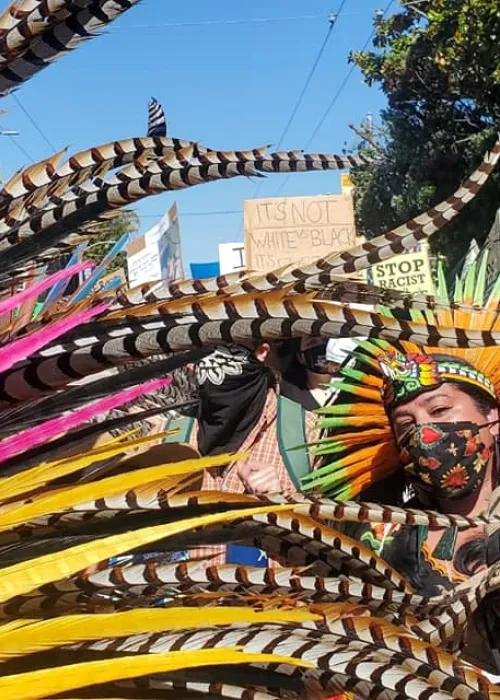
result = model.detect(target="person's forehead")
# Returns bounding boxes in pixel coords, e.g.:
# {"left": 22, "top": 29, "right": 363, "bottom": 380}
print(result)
{"left": 391, "top": 383, "right": 461, "bottom": 415}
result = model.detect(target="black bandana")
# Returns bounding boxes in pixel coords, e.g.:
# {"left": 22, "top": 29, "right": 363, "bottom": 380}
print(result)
{"left": 398, "top": 421, "right": 491, "bottom": 500}
{"left": 196, "top": 346, "right": 272, "bottom": 456}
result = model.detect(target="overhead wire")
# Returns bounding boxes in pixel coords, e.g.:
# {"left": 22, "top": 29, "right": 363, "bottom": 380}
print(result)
{"left": 240, "top": 8, "right": 345, "bottom": 235}
{"left": 140, "top": 210, "right": 241, "bottom": 219}
{"left": 306, "top": 1, "right": 396, "bottom": 150}
{"left": 0, "top": 121, "right": 34, "bottom": 163}
{"left": 11, "top": 93, "right": 58, "bottom": 153}
{"left": 251, "top": 11, "right": 342, "bottom": 204}
{"left": 274, "top": 0, "right": 396, "bottom": 197}
{"left": 115, "top": 13, "right": 360, "bottom": 30}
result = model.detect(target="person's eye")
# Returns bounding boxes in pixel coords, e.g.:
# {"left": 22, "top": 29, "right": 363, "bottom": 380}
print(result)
{"left": 430, "top": 406, "right": 450, "bottom": 416}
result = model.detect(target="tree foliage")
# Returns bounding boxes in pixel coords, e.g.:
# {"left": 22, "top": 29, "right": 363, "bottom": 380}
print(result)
{"left": 350, "top": 0, "right": 500, "bottom": 270}
{"left": 84, "top": 211, "right": 139, "bottom": 275}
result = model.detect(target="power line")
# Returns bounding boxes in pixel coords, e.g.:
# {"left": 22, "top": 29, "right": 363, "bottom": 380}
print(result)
{"left": 274, "top": 17, "right": 339, "bottom": 152}
{"left": 242, "top": 8, "right": 345, "bottom": 233}
{"left": 0, "top": 121, "right": 34, "bottom": 163}
{"left": 115, "top": 13, "right": 361, "bottom": 30}
{"left": 11, "top": 93, "right": 58, "bottom": 153}
{"left": 274, "top": 0, "right": 396, "bottom": 197}
{"left": 252, "top": 10, "right": 341, "bottom": 205}
{"left": 305, "top": 0, "right": 396, "bottom": 149}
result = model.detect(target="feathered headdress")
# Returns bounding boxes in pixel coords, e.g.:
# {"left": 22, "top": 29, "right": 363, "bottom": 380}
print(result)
{"left": 0, "top": 1, "right": 499, "bottom": 698}
{"left": 306, "top": 250, "right": 500, "bottom": 500}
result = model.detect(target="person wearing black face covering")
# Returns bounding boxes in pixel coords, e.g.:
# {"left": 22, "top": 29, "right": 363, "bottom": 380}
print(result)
{"left": 195, "top": 344, "right": 275, "bottom": 457}
{"left": 167, "top": 340, "right": 337, "bottom": 568}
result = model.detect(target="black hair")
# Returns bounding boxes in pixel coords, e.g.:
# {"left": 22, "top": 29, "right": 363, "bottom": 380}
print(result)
{"left": 445, "top": 380, "right": 498, "bottom": 416}
{"left": 277, "top": 339, "right": 308, "bottom": 389}
{"left": 454, "top": 536, "right": 487, "bottom": 577}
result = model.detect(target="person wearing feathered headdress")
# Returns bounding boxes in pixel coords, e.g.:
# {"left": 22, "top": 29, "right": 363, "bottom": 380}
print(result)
{"left": 309, "top": 339, "right": 500, "bottom": 677}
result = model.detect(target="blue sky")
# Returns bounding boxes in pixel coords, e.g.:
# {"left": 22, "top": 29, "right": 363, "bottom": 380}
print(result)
{"left": 0, "top": 0, "right": 391, "bottom": 268}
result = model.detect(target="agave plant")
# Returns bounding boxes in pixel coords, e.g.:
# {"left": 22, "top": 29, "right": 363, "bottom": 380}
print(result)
{"left": 0, "top": 2, "right": 500, "bottom": 699}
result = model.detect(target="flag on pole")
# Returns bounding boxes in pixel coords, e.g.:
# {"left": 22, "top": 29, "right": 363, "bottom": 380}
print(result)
{"left": 147, "top": 97, "right": 166, "bottom": 137}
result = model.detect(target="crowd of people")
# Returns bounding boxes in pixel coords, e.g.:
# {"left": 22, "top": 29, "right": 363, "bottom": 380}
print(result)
{"left": 160, "top": 337, "right": 500, "bottom": 680}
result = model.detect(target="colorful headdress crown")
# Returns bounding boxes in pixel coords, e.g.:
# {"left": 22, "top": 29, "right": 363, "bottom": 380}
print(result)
{"left": 305, "top": 335, "right": 500, "bottom": 501}
{"left": 378, "top": 349, "right": 497, "bottom": 408}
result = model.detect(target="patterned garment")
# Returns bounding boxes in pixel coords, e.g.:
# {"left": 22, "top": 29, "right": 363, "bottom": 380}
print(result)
{"left": 189, "top": 388, "right": 319, "bottom": 565}
{"left": 359, "top": 520, "right": 466, "bottom": 595}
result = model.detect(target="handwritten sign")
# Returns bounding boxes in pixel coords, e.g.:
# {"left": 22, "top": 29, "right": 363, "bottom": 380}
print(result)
{"left": 127, "top": 203, "right": 183, "bottom": 287}
{"left": 244, "top": 194, "right": 357, "bottom": 272}
{"left": 371, "top": 245, "right": 434, "bottom": 295}
{"left": 219, "top": 242, "right": 245, "bottom": 273}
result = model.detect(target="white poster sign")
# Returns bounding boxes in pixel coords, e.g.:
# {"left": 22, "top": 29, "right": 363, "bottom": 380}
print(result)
{"left": 127, "top": 204, "right": 183, "bottom": 288}
{"left": 127, "top": 247, "right": 162, "bottom": 287}
{"left": 219, "top": 242, "right": 245, "bottom": 274}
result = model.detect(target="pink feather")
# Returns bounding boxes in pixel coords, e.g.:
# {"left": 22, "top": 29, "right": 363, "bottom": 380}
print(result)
{"left": 0, "top": 302, "right": 110, "bottom": 374}
{"left": 0, "top": 262, "right": 92, "bottom": 319}
{"left": 0, "top": 376, "right": 172, "bottom": 465}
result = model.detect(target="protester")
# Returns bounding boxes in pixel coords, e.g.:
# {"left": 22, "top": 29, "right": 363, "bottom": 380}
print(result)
{"left": 319, "top": 343, "right": 500, "bottom": 676}
{"left": 173, "top": 338, "right": 357, "bottom": 565}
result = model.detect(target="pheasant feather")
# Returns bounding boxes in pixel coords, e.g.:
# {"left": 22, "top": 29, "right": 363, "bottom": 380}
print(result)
{"left": 0, "top": 1, "right": 497, "bottom": 696}
{"left": 0, "top": 377, "right": 171, "bottom": 465}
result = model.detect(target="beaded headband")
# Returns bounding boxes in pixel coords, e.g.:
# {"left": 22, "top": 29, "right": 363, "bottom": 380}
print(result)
{"left": 378, "top": 349, "right": 497, "bottom": 408}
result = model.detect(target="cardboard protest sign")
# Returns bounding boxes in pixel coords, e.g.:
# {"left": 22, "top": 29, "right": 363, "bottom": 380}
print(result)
{"left": 371, "top": 244, "right": 434, "bottom": 294}
{"left": 244, "top": 194, "right": 357, "bottom": 272}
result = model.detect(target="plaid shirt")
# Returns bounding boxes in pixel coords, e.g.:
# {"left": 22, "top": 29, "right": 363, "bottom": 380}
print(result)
{"left": 189, "top": 388, "right": 319, "bottom": 565}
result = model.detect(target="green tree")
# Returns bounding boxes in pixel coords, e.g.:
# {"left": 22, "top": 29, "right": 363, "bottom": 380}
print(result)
{"left": 350, "top": 0, "right": 500, "bottom": 271}
{"left": 84, "top": 211, "right": 139, "bottom": 275}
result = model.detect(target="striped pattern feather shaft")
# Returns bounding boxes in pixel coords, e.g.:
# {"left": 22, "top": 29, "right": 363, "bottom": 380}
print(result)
{"left": 144, "top": 136, "right": 500, "bottom": 302}
{"left": 0, "top": 148, "right": 370, "bottom": 276}
{"left": 6, "top": 296, "right": 500, "bottom": 409}
{"left": 0, "top": 3, "right": 499, "bottom": 695}
{"left": 0, "top": 376, "right": 171, "bottom": 464}
{"left": 0, "top": 0, "right": 141, "bottom": 95}
{"left": 147, "top": 97, "right": 166, "bottom": 137}
{"left": 0, "top": 349, "right": 205, "bottom": 436}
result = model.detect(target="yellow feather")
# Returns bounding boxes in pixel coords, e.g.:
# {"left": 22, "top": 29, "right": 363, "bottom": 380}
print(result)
{"left": 0, "top": 608, "right": 320, "bottom": 660}
{"left": 0, "top": 430, "right": 180, "bottom": 504}
{"left": 0, "top": 503, "right": 292, "bottom": 603}
{"left": 0, "top": 452, "right": 248, "bottom": 533}
{"left": 0, "top": 648, "right": 312, "bottom": 699}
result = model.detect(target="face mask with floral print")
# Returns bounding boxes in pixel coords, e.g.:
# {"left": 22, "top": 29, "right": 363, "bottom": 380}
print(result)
{"left": 398, "top": 421, "right": 492, "bottom": 500}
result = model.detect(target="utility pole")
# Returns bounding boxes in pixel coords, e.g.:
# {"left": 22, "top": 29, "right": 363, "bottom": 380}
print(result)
{"left": 349, "top": 114, "right": 383, "bottom": 153}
